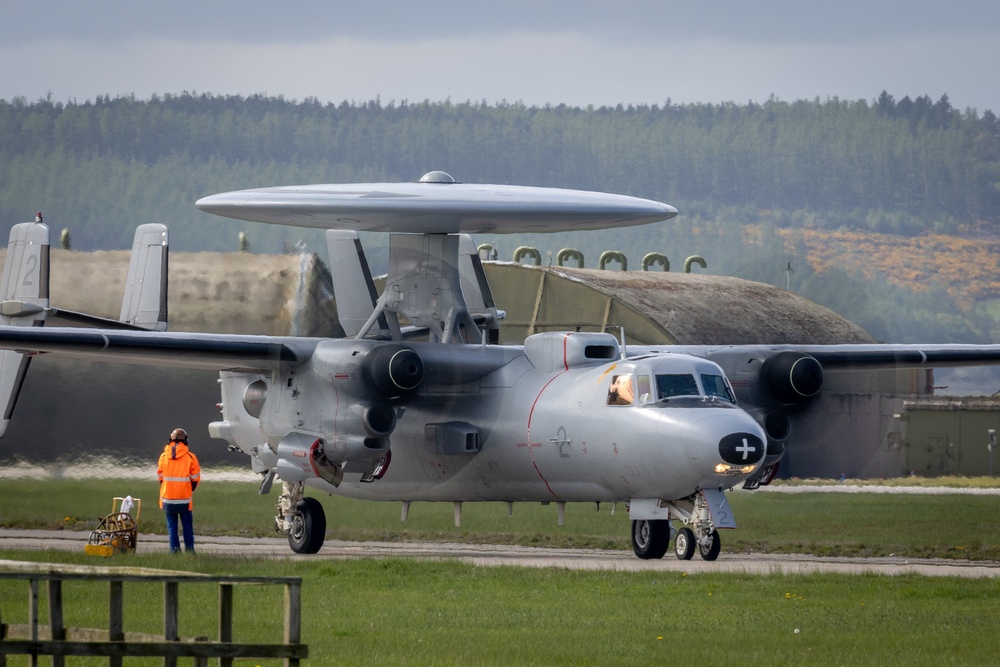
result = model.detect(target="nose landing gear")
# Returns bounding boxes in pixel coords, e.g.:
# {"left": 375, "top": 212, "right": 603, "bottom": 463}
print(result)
{"left": 671, "top": 490, "right": 727, "bottom": 561}
{"left": 631, "top": 489, "right": 731, "bottom": 561}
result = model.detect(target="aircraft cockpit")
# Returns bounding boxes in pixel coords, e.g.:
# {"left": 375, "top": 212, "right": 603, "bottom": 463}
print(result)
{"left": 607, "top": 358, "right": 737, "bottom": 408}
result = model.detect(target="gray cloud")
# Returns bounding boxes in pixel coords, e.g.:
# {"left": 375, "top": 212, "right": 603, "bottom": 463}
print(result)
{"left": 2, "top": 1, "right": 998, "bottom": 112}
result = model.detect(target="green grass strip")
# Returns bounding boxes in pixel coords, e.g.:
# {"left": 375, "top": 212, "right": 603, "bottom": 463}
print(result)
{"left": 2, "top": 478, "right": 1000, "bottom": 559}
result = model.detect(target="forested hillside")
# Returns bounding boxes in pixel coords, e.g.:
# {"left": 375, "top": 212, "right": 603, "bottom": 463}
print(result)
{"left": 1, "top": 92, "right": 999, "bottom": 345}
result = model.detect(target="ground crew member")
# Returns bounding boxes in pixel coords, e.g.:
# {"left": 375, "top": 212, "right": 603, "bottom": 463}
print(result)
{"left": 157, "top": 428, "right": 201, "bottom": 553}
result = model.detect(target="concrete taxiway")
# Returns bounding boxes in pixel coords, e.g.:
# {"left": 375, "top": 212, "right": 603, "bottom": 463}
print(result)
{"left": 2, "top": 529, "right": 998, "bottom": 578}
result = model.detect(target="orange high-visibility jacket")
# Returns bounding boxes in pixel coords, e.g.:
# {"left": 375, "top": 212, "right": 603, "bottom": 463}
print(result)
{"left": 157, "top": 441, "right": 201, "bottom": 509}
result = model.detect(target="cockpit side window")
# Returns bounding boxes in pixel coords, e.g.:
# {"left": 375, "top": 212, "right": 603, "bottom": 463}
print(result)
{"left": 636, "top": 375, "right": 652, "bottom": 404}
{"left": 608, "top": 374, "right": 635, "bottom": 405}
{"left": 655, "top": 373, "right": 699, "bottom": 399}
{"left": 701, "top": 373, "right": 736, "bottom": 403}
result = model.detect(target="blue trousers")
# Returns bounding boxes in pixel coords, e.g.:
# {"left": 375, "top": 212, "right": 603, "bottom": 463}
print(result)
{"left": 164, "top": 505, "right": 195, "bottom": 553}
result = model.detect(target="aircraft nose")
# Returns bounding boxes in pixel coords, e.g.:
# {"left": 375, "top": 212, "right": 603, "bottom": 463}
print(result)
{"left": 715, "top": 431, "right": 766, "bottom": 472}
{"left": 689, "top": 410, "right": 767, "bottom": 479}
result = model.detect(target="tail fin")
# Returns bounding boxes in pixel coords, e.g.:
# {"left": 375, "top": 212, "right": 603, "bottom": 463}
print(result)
{"left": 119, "top": 223, "right": 168, "bottom": 331}
{"left": 0, "top": 222, "right": 50, "bottom": 323}
{"left": 325, "top": 230, "right": 398, "bottom": 339}
{"left": 47, "top": 223, "right": 169, "bottom": 331}
{"left": 0, "top": 222, "right": 50, "bottom": 436}
{"left": 457, "top": 234, "right": 503, "bottom": 344}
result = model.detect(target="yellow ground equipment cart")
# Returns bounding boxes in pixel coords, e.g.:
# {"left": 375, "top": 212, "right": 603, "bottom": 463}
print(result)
{"left": 85, "top": 496, "right": 141, "bottom": 556}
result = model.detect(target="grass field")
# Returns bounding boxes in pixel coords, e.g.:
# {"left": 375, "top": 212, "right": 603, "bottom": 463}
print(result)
{"left": 2, "top": 478, "right": 1000, "bottom": 665}
{"left": 1, "top": 550, "right": 999, "bottom": 666}
{"left": 1, "top": 477, "right": 998, "bottom": 560}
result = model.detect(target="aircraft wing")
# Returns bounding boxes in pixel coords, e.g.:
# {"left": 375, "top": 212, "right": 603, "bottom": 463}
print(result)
{"left": 0, "top": 325, "right": 311, "bottom": 372}
{"left": 662, "top": 343, "right": 1000, "bottom": 371}
{"left": 794, "top": 344, "right": 1000, "bottom": 369}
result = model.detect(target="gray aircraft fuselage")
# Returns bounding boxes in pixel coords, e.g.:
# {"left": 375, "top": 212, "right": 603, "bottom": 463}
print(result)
{"left": 216, "top": 332, "right": 767, "bottom": 505}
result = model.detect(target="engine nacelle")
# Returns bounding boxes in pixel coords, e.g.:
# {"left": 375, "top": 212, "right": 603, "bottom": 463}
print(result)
{"left": 274, "top": 431, "right": 343, "bottom": 486}
{"left": 760, "top": 351, "right": 823, "bottom": 405}
{"left": 364, "top": 343, "right": 424, "bottom": 399}
{"left": 325, "top": 402, "right": 396, "bottom": 463}
{"left": 313, "top": 341, "right": 424, "bottom": 401}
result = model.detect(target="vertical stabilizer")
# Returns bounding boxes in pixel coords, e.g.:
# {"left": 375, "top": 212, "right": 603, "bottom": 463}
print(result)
{"left": 458, "top": 234, "right": 503, "bottom": 344}
{"left": 362, "top": 233, "right": 478, "bottom": 344}
{"left": 0, "top": 222, "right": 50, "bottom": 437}
{"left": 119, "top": 223, "right": 168, "bottom": 331}
{"left": 325, "top": 230, "right": 398, "bottom": 339}
{"left": 1, "top": 222, "right": 50, "bottom": 324}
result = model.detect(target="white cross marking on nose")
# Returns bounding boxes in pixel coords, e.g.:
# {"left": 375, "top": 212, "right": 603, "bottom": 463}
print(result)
{"left": 736, "top": 438, "right": 755, "bottom": 460}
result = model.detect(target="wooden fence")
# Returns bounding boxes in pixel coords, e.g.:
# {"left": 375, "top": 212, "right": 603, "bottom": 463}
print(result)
{"left": 0, "top": 560, "right": 307, "bottom": 666}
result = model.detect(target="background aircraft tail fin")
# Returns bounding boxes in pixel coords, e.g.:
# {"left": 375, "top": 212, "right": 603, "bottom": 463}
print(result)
{"left": 0, "top": 221, "right": 51, "bottom": 437}
{"left": 118, "top": 223, "right": 169, "bottom": 331}
{"left": 325, "top": 230, "right": 396, "bottom": 339}
{"left": 1, "top": 222, "right": 50, "bottom": 324}
{"left": 46, "top": 224, "right": 169, "bottom": 331}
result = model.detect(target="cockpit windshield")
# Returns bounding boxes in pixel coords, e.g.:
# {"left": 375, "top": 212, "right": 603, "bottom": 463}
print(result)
{"left": 701, "top": 374, "right": 736, "bottom": 403}
{"left": 655, "top": 374, "right": 699, "bottom": 399}
{"left": 653, "top": 372, "right": 737, "bottom": 404}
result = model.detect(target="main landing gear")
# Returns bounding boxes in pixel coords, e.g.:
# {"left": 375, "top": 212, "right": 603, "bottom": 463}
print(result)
{"left": 275, "top": 480, "right": 327, "bottom": 554}
{"left": 630, "top": 490, "right": 728, "bottom": 561}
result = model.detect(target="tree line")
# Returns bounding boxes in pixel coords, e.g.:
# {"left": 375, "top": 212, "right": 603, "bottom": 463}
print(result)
{"left": 2, "top": 92, "right": 999, "bottom": 239}
{"left": 1, "top": 92, "right": 998, "bottom": 344}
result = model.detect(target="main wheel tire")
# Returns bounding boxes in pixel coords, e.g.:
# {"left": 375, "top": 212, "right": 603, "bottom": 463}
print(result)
{"left": 631, "top": 519, "right": 670, "bottom": 559}
{"left": 699, "top": 529, "right": 721, "bottom": 561}
{"left": 288, "top": 497, "right": 327, "bottom": 554}
{"left": 674, "top": 527, "right": 695, "bottom": 560}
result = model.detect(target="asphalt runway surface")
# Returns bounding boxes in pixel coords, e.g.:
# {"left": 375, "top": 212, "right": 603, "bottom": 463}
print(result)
{"left": 2, "top": 528, "right": 999, "bottom": 578}
{"left": 2, "top": 474, "right": 998, "bottom": 577}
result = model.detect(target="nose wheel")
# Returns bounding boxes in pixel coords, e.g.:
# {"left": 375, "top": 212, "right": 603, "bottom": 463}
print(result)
{"left": 674, "top": 526, "right": 721, "bottom": 561}
{"left": 674, "top": 527, "right": 695, "bottom": 560}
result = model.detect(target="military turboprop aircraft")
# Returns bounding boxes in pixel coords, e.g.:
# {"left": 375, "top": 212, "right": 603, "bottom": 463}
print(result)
{"left": 3, "top": 171, "right": 1000, "bottom": 562}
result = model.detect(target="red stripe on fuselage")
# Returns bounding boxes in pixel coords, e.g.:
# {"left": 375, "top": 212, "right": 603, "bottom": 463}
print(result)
{"left": 522, "top": 334, "right": 571, "bottom": 499}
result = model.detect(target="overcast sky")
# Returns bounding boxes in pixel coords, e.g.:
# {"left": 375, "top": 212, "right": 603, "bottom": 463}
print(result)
{"left": 2, "top": 1, "right": 999, "bottom": 113}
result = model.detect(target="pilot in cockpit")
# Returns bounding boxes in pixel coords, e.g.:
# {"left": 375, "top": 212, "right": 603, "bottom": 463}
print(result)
{"left": 607, "top": 374, "right": 634, "bottom": 405}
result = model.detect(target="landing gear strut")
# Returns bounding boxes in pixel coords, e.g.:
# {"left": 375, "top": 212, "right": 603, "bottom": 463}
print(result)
{"left": 275, "top": 481, "right": 327, "bottom": 554}
{"left": 665, "top": 490, "right": 728, "bottom": 561}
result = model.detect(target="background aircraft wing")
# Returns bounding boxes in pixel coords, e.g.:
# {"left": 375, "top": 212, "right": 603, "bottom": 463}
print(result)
{"left": 0, "top": 325, "right": 311, "bottom": 371}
